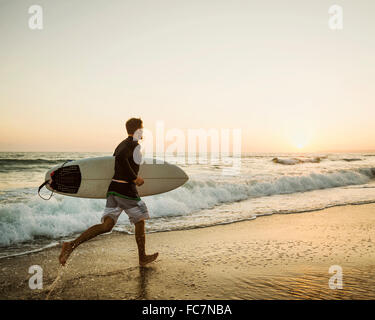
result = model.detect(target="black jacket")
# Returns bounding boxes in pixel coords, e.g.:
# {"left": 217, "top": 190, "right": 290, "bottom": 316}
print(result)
{"left": 107, "top": 136, "right": 141, "bottom": 199}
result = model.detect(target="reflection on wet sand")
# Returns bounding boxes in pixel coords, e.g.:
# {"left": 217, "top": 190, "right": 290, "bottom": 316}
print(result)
{"left": 136, "top": 266, "right": 155, "bottom": 300}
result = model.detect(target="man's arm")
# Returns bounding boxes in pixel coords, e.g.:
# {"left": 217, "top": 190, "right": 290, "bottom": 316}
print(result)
{"left": 131, "top": 144, "right": 144, "bottom": 186}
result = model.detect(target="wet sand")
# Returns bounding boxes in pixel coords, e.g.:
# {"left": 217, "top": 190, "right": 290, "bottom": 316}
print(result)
{"left": 0, "top": 203, "right": 374, "bottom": 300}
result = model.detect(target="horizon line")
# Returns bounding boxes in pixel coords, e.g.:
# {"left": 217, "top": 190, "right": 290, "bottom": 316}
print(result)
{"left": 0, "top": 149, "right": 374, "bottom": 154}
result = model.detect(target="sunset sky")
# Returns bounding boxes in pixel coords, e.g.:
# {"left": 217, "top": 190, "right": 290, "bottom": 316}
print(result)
{"left": 0, "top": 0, "right": 374, "bottom": 152}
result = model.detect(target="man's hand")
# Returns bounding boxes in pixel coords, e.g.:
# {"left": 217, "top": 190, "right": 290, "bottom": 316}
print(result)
{"left": 134, "top": 176, "right": 144, "bottom": 186}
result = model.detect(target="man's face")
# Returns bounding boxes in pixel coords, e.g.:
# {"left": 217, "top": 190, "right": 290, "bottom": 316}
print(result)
{"left": 133, "top": 126, "right": 143, "bottom": 141}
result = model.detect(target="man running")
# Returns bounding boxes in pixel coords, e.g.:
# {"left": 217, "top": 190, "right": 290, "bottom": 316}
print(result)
{"left": 59, "top": 118, "right": 158, "bottom": 267}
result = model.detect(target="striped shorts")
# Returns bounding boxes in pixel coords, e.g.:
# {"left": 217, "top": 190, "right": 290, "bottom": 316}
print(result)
{"left": 101, "top": 193, "right": 150, "bottom": 225}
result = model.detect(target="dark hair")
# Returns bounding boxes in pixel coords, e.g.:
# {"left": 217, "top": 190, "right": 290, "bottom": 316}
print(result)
{"left": 126, "top": 118, "right": 143, "bottom": 135}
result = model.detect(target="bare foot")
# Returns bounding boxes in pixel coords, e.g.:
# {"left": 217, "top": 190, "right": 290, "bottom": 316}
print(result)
{"left": 139, "top": 252, "right": 159, "bottom": 267}
{"left": 59, "top": 242, "right": 73, "bottom": 266}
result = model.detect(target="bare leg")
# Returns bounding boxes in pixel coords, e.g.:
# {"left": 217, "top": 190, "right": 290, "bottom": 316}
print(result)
{"left": 59, "top": 217, "right": 115, "bottom": 266}
{"left": 135, "top": 220, "right": 158, "bottom": 266}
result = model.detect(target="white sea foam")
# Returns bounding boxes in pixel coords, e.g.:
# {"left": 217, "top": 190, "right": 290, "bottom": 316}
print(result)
{"left": 145, "top": 168, "right": 374, "bottom": 218}
{"left": 0, "top": 196, "right": 104, "bottom": 246}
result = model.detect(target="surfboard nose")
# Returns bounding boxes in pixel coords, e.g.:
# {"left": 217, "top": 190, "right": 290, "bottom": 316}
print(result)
{"left": 175, "top": 165, "right": 189, "bottom": 182}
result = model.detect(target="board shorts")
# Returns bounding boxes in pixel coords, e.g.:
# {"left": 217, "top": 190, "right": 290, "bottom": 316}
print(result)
{"left": 101, "top": 193, "right": 150, "bottom": 225}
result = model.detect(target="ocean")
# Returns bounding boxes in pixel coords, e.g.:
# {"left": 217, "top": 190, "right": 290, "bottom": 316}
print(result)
{"left": 0, "top": 151, "right": 374, "bottom": 259}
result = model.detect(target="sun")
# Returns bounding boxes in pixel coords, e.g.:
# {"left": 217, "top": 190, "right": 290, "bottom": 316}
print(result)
{"left": 282, "top": 116, "right": 316, "bottom": 152}
{"left": 296, "top": 143, "right": 305, "bottom": 149}
{"left": 290, "top": 132, "right": 310, "bottom": 151}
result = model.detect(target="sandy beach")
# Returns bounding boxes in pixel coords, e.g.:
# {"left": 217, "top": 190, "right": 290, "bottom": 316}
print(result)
{"left": 0, "top": 203, "right": 374, "bottom": 300}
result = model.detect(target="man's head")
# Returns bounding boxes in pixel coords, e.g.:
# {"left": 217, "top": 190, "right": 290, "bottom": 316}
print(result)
{"left": 126, "top": 118, "right": 143, "bottom": 136}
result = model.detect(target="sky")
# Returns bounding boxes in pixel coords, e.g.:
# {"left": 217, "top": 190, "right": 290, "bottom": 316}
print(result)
{"left": 0, "top": 0, "right": 374, "bottom": 153}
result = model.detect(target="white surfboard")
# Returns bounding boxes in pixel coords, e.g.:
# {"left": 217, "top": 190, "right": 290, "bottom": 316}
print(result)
{"left": 43, "top": 156, "right": 189, "bottom": 199}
